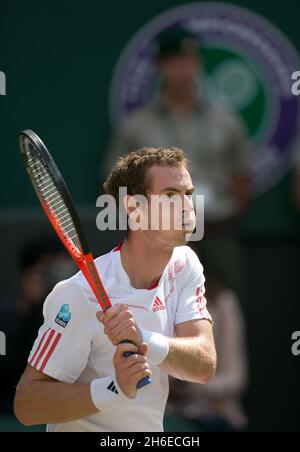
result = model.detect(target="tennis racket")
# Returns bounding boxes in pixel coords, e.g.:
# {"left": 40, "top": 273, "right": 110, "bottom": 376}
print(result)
{"left": 19, "top": 129, "right": 150, "bottom": 389}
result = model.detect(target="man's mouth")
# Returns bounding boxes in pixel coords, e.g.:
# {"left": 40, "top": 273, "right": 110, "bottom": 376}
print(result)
{"left": 182, "top": 220, "right": 196, "bottom": 231}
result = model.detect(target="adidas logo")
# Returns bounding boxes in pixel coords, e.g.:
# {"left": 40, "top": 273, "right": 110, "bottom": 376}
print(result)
{"left": 107, "top": 380, "right": 118, "bottom": 394}
{"left": 152, "top": 296, "right": 165, "bottom": 312}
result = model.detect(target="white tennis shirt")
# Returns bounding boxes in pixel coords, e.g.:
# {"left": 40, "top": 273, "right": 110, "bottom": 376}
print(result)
{"left": 28, "top": 244, "right": 211, "bottom": 432}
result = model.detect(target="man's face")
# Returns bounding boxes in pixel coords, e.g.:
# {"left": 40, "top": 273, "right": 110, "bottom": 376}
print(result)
{"left": 142, "top": 165, "right": 196, "bottom": 247}
{"left": 157, "top": 53, "right": 200, "bottom": 89}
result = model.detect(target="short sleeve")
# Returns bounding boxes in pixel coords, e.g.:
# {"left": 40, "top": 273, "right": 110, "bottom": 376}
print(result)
{"left": 28, "top": 281, "right": 95, "bottom": 383}
{"left": 175, "top": 248, "right": 212, "bottom": 325}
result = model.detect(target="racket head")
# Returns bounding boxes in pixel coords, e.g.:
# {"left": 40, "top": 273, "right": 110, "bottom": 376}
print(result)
{"left": 19, "top": 129, "right": 112, "bottom": 312}
{"left": 19, "top": 129, "right": 89, "bottom": 260}
{"left": 19, "top": 130, "right": 150, "bottom": 387}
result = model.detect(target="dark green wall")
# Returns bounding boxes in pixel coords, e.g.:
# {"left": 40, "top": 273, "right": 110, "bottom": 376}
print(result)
{"left": 1, "top": 0, "right": 300, "bottom": 433}
{"left": 0, "top": 0, "right": 300, "bottom": 236}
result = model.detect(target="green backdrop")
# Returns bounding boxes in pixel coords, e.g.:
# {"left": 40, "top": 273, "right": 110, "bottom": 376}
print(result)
{"left": 1, "top": 0, "right": 300, "bottom": 433}
{"left": 0, "top": 0, "right": 300, "bottom": 236}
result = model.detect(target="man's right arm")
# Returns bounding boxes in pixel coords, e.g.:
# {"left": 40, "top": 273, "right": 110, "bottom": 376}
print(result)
{"left": 14, "top": 342, "right": 151, "bottom": 426}
{"left": 14, "top": 365, "right": 97, "bottom": 426}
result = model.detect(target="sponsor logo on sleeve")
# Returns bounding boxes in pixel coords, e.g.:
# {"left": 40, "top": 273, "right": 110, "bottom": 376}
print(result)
{"left": 55, "top": 304, "right": 72, "bottom": 328}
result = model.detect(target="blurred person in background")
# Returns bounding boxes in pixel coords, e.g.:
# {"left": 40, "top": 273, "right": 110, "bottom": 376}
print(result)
{"left": 0, "top": 238, "right": 75, "bottom": 412}
{"left": 166, "top": 247, "right": 248, "bottom": 432}
{"left": 106, "top": 25, "right": 252, "bottom": 296}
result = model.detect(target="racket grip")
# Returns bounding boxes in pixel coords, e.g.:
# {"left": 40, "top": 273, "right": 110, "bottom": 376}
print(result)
{"left": 121, "top": 340, "right": 151, "bottom": 389}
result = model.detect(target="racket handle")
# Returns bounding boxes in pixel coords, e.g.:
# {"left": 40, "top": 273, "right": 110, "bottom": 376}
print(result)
{"left": 121, "top": 340, "right": 151, "bottom": 389}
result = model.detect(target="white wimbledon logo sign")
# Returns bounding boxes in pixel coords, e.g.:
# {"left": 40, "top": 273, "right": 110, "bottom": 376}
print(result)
{"left": 0, "top": 331, "right": 6, "bottom": 356}
{"left": 110, "top": 3, "right": 300, "bottom": 194}
{"left": 0, "top": 71, "right": 6, "bottom": 96}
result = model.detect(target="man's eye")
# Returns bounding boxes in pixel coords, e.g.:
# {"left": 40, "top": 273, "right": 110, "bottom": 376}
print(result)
{"left": 166, "top": 193, "right": 176, "bottom": 198}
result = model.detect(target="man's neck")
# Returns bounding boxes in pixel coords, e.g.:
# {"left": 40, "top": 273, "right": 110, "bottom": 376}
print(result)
{"left": 120, "top": 236, "right": 173, "bottom": 290}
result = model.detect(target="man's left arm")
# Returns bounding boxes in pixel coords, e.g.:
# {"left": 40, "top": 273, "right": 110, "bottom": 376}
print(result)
{"left": 159, "top": 319, "right": 216, "bottom": 384}
{"left": 98, "top": 304, "right": 216, "bottom": 385}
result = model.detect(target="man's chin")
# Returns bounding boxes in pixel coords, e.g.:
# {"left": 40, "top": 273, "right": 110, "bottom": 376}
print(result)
{"left": 154, "top": 230, "right": 192, "bottom": 247}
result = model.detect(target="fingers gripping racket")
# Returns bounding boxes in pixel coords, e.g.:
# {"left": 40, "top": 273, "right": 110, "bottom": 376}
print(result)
{"left": 19, "top": 129, "right": 150, "bottom": 389}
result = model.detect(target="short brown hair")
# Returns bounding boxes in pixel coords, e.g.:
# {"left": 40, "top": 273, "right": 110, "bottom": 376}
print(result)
{"left": 103, "top": 147, "right": 188, "bottom": 206}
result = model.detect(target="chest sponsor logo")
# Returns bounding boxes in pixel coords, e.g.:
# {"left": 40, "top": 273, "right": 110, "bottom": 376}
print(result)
{"left": 152, "top": 296, "right": 165, "bottom": 312}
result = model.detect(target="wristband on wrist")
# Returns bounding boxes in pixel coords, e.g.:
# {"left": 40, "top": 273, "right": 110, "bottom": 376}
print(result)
{"left": 90, "top": 375, "right": 130, "bottom": 412}
{"left": 140, "top": 329, "right": 169, "bottom": 366}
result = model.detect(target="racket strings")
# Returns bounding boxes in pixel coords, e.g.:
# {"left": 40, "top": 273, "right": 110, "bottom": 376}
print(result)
{"left": 23, "top": 140, "right": 82, "bottom": 257}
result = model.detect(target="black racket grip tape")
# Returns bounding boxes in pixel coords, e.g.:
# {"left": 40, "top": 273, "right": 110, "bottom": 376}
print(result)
{"left": 121, "top": 339, "right": 151, "bottom": 389}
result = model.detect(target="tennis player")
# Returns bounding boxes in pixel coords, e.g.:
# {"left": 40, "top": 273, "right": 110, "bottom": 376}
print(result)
{"left": 14, "top": 147, "right": 216, "bottom": 432}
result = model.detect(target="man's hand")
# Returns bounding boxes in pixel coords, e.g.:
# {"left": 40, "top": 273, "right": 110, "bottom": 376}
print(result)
{"left": 96, "top": 304, "right": 142, "bottom": 349}
{"left": 113, "top": 342, "right": 151, "bottom": 398}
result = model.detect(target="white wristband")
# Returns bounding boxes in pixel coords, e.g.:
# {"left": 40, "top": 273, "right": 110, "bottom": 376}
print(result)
{"left": 90, "top": 375, "right": 130, "bottom": 412}
{"left": 141, "top": 329, "right": 169, "bottom": 366}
